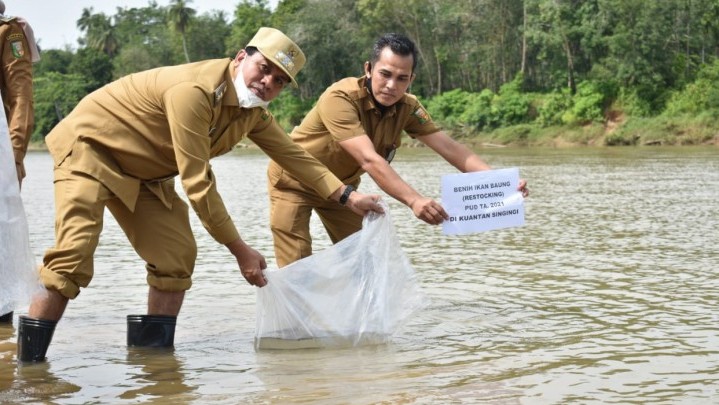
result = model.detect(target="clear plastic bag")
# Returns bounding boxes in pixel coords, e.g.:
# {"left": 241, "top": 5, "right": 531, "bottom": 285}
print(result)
{"left": 255, "top": 201, "right": 428, "bottom": 350}
{"left": 0, "top": 93, "right": 42, "bottom": 315}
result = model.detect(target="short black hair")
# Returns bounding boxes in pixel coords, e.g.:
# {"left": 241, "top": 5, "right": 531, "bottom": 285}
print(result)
{"left": 245, "top": 46, "right": 259, "bottom": 56}
{"left": 370, "top": 33, "right": 418, "bottom": 72}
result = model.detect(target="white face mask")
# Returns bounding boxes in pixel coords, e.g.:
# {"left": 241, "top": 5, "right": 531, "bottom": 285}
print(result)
{"left": 233, "top": 59, "right": 270, "bottom": 109}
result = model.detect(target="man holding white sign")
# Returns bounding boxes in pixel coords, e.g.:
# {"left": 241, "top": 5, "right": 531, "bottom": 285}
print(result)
{"left": 267, "top": 33, "right": 529, "bottom": 267}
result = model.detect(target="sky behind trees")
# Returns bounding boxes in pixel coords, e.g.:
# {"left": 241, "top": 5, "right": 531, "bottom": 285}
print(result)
{"left": 11, "top": 0, "right": 278, "bottom": 50}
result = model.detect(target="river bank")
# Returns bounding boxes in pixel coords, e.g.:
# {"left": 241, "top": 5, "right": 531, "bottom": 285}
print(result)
{"left": 27, "top": 114, "right": 719, "bottom": 152}
{"left": 441, "top": 113, "right": 719, "bottom": 148}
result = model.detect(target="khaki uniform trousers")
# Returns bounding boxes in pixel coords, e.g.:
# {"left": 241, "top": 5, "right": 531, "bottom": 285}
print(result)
{"left": 40, "top": 164, "right": 197, "bottom": 299}
{"left": 269, "top": 185, "right": 362, "bottom": 268}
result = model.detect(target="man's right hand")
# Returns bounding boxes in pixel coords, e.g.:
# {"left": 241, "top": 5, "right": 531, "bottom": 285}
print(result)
{"left": 226, "top": 238, "right": 267, "bottom": 287}
{"left": 409, "top": 196, "right": 449, "bottom": 225}
{"left": 346, "top": 190, "right": 384, "bottom": 217}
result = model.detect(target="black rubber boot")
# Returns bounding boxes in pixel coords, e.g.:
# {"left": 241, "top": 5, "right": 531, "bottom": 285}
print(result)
{"left": 127, "top": 315, "right": 176, "bottom": 348}
{"left": 17, "top": 316, "right": 57, "bottom": 363}
{"left": 0, "top": 312, "right": 12, "bottom": 323}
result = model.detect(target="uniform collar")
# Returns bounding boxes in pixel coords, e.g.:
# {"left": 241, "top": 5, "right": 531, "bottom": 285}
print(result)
{"left": 221, "top": 61, "right": 240, "bottom": 107}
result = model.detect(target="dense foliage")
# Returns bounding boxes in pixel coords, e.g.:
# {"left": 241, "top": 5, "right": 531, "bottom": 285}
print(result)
{"left": 31, "top": 0, "right": 719, "bottom": 145}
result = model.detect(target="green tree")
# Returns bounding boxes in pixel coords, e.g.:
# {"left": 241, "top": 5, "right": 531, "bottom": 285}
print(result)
{"left": 696, "top": 0, "right": 719, "bottom": 63}
{"left": 665, "top": 59, "right": 719, "bottom": 115}
{"left": 470, "top": 0, "right": 524, "bottom": 92}
{"left": 30, "top": 0, "right": 719, "bottom": 140}
{"left": 358, "top": 0, "right": 437, "bottom": 94}
{"left": 522, "top": 0, "right": 601, "bottom": 94}
{"left": 112, "top": 4, "right": 179, "bottom": 73}
{"left": 32, "top": 72, "right": 87, "bottom": 139}
{"left": 225, "top": 0, "right": 272, "bottom": 55}
{"left": 425, "top": 88, "right": 478, "bottom": 127}
{"left": 357, "top": 0, "right": 523, "bottom": 96}
{"left": 33, "top": 49, "right": 73, "bottom": 76}
{"left": 68, "top": 48, "right": 113, "bottom": 92}
{"left": 112, "top": 45, "right": 163, "bottom": 78}
{"left": 490, "top": 73, "right": 531, "bottom": 127}
{"left": 168, "top": 0, "right": 197, "bottom": 63}
{"left": 287, "top": 0, "right": 365, "bottom": 98}
{"left": 591, "top": 0, "right": 682, "bottom": 112}
{"left": 77, "top": 8, "right": 119, "bottom": 57}
{"left": 271, "top": 0, "right": 306, "bottom": 30}
{"left": 186, "top": 11, "right": 232, "bottom": 60}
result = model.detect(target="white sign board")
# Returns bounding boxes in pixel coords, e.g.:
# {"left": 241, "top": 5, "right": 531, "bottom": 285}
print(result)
{"left": 441, "top": 168, "right": 525, "bottom": 235}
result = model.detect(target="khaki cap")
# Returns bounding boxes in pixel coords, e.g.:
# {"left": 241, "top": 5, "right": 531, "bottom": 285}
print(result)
{"left": 247, "top": 27, "right": 305, "bottom": 88}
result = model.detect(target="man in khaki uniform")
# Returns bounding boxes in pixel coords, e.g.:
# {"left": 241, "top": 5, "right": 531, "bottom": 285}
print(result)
{"left": 0, "top": 0, "right": 37, "bottom": 188}
{"left": 0, "top": 1, "right": 39, "bottom": 324}
{"left": 268, "top": 33, "right": 529, "bottom": 267}
{"left": 18, "top": 27, "right": 383, "bottom": 362}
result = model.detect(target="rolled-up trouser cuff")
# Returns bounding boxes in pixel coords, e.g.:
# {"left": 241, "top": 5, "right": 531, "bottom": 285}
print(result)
{"left": 147, "top": 274, "right": 192, "bottom": 292}
{"left": 39, "top": 266, "right": 80, "bottom": 299}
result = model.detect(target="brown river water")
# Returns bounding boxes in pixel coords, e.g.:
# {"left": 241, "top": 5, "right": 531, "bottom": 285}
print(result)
{"left": 1, "top": 146, "right": 717, "bottom": 404}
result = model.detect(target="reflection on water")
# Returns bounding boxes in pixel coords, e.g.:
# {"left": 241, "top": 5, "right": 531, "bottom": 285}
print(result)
{"left": 120, "top": 349, "right": 195, "bottom": 403}
{"left": 0, "top": 146, "right": 717, "bottom": 404}
{"left": 0, "top": 323, "right": 81, "bottom": 403}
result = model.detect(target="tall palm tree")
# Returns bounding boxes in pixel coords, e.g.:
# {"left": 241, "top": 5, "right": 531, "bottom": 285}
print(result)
{"left": 77, "top": 8, "right": 118, "bottom": 57}
{"left": 168, "top": 0, "right": 196, "bottom": 63}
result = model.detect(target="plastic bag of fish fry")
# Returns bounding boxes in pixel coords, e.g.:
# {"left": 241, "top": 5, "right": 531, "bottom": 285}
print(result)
{"left": 255, "top": 201, "right": 428, "bottom": 350}
{"left": 0, "top": 92, "right": 43, "bottom": 317}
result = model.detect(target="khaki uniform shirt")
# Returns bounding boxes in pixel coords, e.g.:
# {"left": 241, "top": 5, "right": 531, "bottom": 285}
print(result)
{"left": 0, "top": 16, "right": 33, "bottom": 179}
{"left": 268, "top": 76, "right": 440, "bottom": 191}
{"left": 46, "top": 59, "right": 342, "bottom": 245}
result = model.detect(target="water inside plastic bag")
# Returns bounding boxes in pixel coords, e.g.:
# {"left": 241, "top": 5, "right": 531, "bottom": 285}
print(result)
{"left": 255, "top": 201, "right": 428, "bottom": 350}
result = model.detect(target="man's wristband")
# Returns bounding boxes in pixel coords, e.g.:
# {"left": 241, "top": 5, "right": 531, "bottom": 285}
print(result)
{"left": 339, "top": 185, "right": 355, "bottom": 205}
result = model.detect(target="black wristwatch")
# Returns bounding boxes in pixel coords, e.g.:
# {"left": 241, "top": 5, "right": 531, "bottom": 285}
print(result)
{"left": 339, "top": 185, "right": 355, "bottom": 205}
